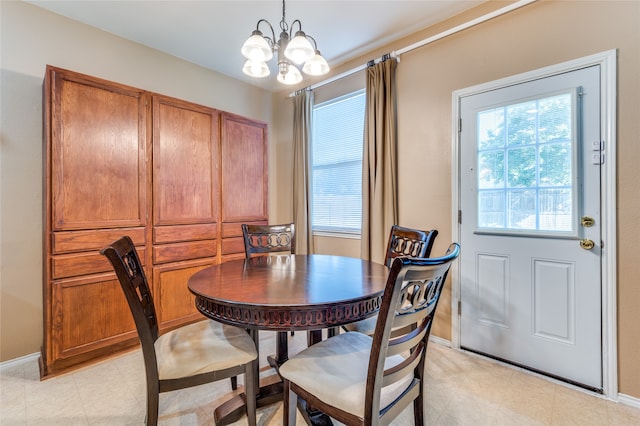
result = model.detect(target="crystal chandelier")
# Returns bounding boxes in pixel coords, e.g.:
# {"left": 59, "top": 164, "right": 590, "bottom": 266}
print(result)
{"left": 241, "top": 0, "right": 330, "bottom": 85}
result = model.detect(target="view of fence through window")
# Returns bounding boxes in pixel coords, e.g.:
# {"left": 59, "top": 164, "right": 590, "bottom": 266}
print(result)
{"left": 476, "top": 92, "right": 576, "bottom": 233}
{"left": 311, "top": 90, "right": 365, "bottom": 233}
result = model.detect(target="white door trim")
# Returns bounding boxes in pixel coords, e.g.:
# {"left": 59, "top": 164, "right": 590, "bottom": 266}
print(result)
{"left": 450, "top": 50, "right": 617, "bottom": 399}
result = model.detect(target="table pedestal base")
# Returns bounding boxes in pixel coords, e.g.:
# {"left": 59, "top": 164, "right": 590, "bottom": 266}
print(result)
{"left": 213, "top": 380, "right": 333, "bottom": 426}
{"left": 214, "top": 377, "right": 282, "bottom": 426}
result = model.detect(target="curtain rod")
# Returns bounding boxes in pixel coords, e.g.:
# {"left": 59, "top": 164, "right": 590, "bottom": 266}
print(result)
{"left": 289, "top": 0, "right": 537, "bottom": 96}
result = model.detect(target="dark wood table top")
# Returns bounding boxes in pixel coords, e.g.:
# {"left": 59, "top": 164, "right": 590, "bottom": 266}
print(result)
{"left": 188, "top": 254, "right": 389, "bottom": 331}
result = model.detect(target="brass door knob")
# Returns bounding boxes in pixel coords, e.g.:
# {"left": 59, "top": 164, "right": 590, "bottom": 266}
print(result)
{"left": 580, "top": 239, "right": 595, "bottom": 250}
{"left": 581, "top": 216, "right": 595, "bottom": 227}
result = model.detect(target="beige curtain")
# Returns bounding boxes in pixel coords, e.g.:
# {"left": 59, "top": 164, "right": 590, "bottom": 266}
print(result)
{"left": 361, "top": 57, "right": 398, "bottom": 263}
{"left": 292, "top": 89, "right": 314, "bottom": 254}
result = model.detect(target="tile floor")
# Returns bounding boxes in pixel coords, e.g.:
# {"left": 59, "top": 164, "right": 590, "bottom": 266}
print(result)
{"left": 1, "top": 331, "right": 639, "bottom": 425}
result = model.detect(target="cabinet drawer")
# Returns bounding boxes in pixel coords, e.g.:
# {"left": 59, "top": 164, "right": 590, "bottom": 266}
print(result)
{"left": 153, "top": 223, "right": 217, "bottom": 244}
{"left": 221, "top": 221, "right": 267, "bottom": 238}
{"left": 52, "top": 248, "right": 147, "bottom": 279}
{"left": 221, "top": 236, "right": 245, "bottom": 255}
{"left": 52, "top": 228, "right": 146, "bottom": 254}
{"left": 153, "top": 240, "right": 216, "bottom": 264}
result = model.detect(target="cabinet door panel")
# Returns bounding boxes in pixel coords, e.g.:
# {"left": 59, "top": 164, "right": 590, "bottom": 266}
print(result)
{"left": 52, "top": 275, "right": 137, "bottom": 361}
{"left": 51, "top": 70, "right": 148, "bottom": 230}
{"left": 153, "top": 261, "right": 214, "bottom": 328}
{"left": 153, "top": 96, "right": 219, "bottom": 226}
{"left": 221, "top": 113, "right": 268, "bottom": 222}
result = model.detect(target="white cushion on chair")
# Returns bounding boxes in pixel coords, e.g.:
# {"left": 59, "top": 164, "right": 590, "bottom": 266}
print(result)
{"left": 278, "top": 332, "right": 413, "bottom": 418}
{"left": 155, "top": 320, "right": 257, "bottom": 380}
{"left": 342, "top": 316, "right": 377, "bottom": 335}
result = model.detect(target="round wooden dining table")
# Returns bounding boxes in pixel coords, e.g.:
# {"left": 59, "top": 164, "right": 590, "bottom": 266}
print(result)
{"left": 188, "top": 254, "right": 389, "bottom": 425}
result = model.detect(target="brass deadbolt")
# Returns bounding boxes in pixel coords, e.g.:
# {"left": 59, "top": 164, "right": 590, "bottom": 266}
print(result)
{"left": 581, "top": 216, "right": 595, "bottom": 227}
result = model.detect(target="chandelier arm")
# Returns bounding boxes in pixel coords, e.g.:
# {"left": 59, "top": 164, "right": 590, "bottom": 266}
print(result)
{"left": 305, "top": 34, "right": 318, "bottom": 50}
{"left": 256, "top": 19, "right": 277, "bottom": 47}
{"left": 289, "top": 19, "right": 303, "bottom": 38}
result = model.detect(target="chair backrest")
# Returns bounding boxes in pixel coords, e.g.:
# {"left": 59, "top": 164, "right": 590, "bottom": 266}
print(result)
{"left": 101, "top": 236, "right": 160, "bottom": 359}
{"left": 384, "top": 225, "right": 438, "bottom": 267}
{"left": 366, "top": 243, "right": 460, "bottom": 424}
{"left": 241, "top": 223, "right": 296, "bottom": 258}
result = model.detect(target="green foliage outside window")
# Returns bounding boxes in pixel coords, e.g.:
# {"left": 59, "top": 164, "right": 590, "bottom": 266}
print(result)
{"left": 476, "top": 92, "right": 574, "bottom": 231}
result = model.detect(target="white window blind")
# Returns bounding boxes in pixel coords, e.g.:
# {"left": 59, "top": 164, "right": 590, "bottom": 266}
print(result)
{"left": 311, "top": 90, "right": 365, "bottom": 234}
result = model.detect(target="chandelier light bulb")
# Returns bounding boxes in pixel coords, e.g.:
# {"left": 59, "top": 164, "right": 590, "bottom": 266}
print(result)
{"left": 277, "top": 65, "right": 303, "bottom": 85}
{"left": 242, "top": 60, "right": 270, "bottom": 78}
{"left": 302, "top": 51, "right": 330, "bottom": 76}
{"left": 284, "top": 31, "right": 315, "bottom": 64}
{"left": 241, "top": 31, "right": 273, "bottom": 62}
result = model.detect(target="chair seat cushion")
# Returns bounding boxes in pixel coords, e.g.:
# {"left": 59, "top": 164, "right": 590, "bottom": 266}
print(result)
{"left": 278, "top": 332, "right": 413, "bottom": 418}
{"left": 155, "top": 320, "right": 257, "bottom": 380}
{"left": 342, "top": 316, "right": 378, "bottom": 335}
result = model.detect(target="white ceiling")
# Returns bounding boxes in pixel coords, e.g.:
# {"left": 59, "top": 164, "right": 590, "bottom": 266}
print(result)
{"left": 26, "top": 0, "right": 484, "bottom": 92}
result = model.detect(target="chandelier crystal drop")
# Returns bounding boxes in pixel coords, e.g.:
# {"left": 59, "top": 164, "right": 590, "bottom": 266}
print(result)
{"left": 241, "top": 0, "right": 329, "bottom": 85}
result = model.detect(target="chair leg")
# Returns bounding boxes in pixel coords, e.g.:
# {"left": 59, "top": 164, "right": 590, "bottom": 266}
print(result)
{"left": 283, "top": 379, "right": 297, "bottom": 426}
{"left": 244, "top": 362, "right": 257, "bottom": 426}
{"left": 230, "top": 376, "right": 238, "bottom": 390}
{"left": 413, "top": 392, "right": 424, "bottom": 426}
{"left": 146, "top": 382, "right": 159, "bottom": 426}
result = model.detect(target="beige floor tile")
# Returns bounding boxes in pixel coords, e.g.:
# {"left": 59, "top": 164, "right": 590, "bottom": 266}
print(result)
{"left": 606, "top": 400, "right": 640, "bottom": 425}
{"left": 551, "top": 386, "right": 609, "bottom": 426}
{"left": 2, "top": 335, "right": 640, "bottom": 426}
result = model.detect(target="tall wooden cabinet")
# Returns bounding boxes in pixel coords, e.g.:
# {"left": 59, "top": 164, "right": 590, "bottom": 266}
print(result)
{"left": 219, "top": 113, "right": 269, "bottom": 260}
{"left": 41, "top": 66, "right": 268, "bottom": 377}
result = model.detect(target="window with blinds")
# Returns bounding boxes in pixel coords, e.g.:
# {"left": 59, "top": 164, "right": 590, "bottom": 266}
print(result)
{"left": 311, "top": 90, "right": 365, "bottom": 235}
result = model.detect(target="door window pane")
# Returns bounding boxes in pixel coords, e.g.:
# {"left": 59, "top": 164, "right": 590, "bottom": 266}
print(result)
{"left": 476, "top": 91, "right": 577, "bottom": 234}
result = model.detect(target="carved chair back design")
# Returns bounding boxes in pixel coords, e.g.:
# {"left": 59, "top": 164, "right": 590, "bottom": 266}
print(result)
{"left": 385, "top": 224, "right": 438, "bottom": 267}
{"left": 242, "top": 223, "right": 296, "bottom": 258}
{"left": 102, "top": 236, "right": 159, "bottom": 349}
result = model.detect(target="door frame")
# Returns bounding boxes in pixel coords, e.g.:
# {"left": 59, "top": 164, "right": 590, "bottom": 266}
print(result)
{"left": 450, "top": 50, "right": 617, "bottom": 399}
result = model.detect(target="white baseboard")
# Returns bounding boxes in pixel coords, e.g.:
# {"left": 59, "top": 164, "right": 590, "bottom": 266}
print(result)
{"left": 618, "top": 393, "right": 640, "bottom": 409}
{"left": 429, "top": 335, "right": 452, "bottom": 348}
{"left": 0, "top": 352, "right": 39, "bottom": 370}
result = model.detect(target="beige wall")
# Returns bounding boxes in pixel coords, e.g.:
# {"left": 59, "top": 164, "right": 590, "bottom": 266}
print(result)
{"left": 274, "top": 0, "right": 640, "bottom": 399}
{"left": 2, "top": 0, "right": 639, "bottom": 401}
{"left": 0, "top": 1, "right": 274, "bottom": 362}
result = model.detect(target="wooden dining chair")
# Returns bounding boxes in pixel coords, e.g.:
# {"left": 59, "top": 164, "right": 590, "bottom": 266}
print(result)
{"left": 241, "top": 222, "right": 299, "bottom": 347}
{"left": 279, "top": 243, "right": 460, "bottom": 426}
{"left": 342, "top": 224, "right": 438, "bottom": 335}
{"left": 242, "top": 223, "right": 296, "bottom": 258}
{"left": 101, "top": 236, "right": 258, "bottom": 426}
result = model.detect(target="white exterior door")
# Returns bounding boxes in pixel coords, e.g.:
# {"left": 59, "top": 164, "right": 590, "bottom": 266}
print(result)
{"left": 459, "top": 65, "right": 602, "bottom": 390}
